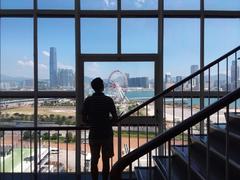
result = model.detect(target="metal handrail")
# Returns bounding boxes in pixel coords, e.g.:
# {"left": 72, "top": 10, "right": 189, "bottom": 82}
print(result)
{"left": 117, "top": 46, "right": 240, "bottom": 122}
{"left": 110, "top": 46, "right": 240, "bottom": 179}
{"left": 110, "top": 87, "right": 240, "bottom": 180}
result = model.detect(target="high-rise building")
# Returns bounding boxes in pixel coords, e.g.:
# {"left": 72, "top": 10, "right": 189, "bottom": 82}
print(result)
{"left": 176, "top": 76, "right": 183, "bottom": 83}
{"left": 128, "top": 77, "right": 149, "bottom": 88}
{"left": 165, "top": 73, "right": 172, "bottom": 84}
{"left": 58, "top": 69, "right": 74, "bottom": 88}
{"left": 191, "top": 65, "right": 199, "bottom": 74}
{"left": 191, "top": 65, "right": 199, "bottom": 90}
{"left": 49, "top": 47, "right": 58, "bottom": 88}
{"left": 231, "top": 60, "right": 240, "bottom": 84}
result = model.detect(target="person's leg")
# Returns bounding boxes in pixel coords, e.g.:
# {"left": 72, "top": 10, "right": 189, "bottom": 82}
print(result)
{"left": 102, "top": 157, "right": 110, "bottom": 180}
{"left": 90, "top": 140, "right": 101, "bottom": 180}
{"left": 102, "top": 137, "right": 114, "bottom": 180}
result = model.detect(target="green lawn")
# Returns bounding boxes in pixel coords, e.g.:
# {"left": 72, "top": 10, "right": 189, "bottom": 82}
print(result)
{"left": 0, "top": 148, "right": 33, "bottom": 172}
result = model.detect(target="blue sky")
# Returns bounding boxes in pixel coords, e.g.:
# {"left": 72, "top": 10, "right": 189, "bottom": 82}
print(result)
{"left": 1, "top": 0, "right": 240, "bottom": 10}
{"left": 85, "top": 62, "right": 154, "bottom": 79}
{"left": 0, "top": 0, "right": 240, "bottom": 79}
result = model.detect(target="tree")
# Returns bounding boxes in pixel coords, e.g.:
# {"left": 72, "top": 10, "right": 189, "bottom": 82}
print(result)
{"left": 65, "top": 132, "right": 73, "bottom": 143}
{"left": 23, "top": 131, "right": 31, "bottom": 140}
{"left": 51, "top": 133, "right": 58, "bottom": 140}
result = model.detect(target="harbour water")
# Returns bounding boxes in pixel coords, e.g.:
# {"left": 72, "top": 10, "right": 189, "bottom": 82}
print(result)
{"left": 125, "top": 90, "right": 240, "bottom": 108}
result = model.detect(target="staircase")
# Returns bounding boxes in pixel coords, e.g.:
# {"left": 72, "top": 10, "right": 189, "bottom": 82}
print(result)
{"left": 110, "top": 46, "right": 240, "bottom": 180}
{"left": 135, "top": 112, "right": 240, "bottom": 180}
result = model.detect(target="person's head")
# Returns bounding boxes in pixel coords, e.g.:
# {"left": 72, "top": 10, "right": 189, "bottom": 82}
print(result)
{"left": 91, "top": 77, "right": 104, "bottom": 93}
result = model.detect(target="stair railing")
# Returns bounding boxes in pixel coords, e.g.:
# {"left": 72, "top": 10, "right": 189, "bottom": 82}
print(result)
{"left": 111, "top": 46, "right": 240, "bottom": 179}
{"left": 118, "top": 46, "right": 240, "bottom": 123}
{"left": 111, "top": 87, "right": 240, "bottom": 180}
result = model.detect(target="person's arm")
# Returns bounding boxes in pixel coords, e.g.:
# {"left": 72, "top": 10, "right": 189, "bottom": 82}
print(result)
{"left": 82, "top": 100, "right": 88, "bottom": 124}
{"left": 110, "top": 99, "right": 118, "bottom": 125}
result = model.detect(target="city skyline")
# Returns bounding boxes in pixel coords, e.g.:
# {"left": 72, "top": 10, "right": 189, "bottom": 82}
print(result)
{"left": 1, "top": 1, "right": 240, "bottom": 90}
{"left": 1, "top": 18, "right": 239, "bottom": 80}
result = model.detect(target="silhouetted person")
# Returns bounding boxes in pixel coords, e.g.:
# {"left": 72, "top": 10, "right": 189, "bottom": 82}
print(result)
{"left": 82, "top": 77, "right": 118, "bottom": 180}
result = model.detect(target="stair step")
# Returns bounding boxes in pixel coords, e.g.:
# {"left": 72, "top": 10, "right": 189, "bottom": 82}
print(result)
{"left": 191, "top": 129, "right": 240, "bottom": 170}
{"left": 191, "top": 134, "right": 240, "bottom": 178}
{"left": 134, "top": 167, "right": 160, "bottom": 180}
{"left": 172, "top": 145, "right": 225, "bottom": 180}
{"left": 211, "top": 123, "right": 240, "bottom": 140}
{"left": 153, "top": 155, "right": 193, "bottom": 180}
{"left": 226, "top": 112, "right": 240, "bottom": 130}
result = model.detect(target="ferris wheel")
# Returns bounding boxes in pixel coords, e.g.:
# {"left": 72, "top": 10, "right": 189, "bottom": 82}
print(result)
{"left": 107, "top": 70, "right": 129, "bottom": 103}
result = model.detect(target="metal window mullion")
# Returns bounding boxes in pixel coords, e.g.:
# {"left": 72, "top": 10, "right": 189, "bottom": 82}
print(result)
{"left": 1, "top": 10, "right": 240, "bottom": 18}
{"left": 75, "top": 0, "right": 82, "bottom": 179}
{"left": 117, "top": 0, "right": 122, "bottom": 161}
{"left": 199, "top": 0, "right": 205, "bottom": 135}
{"left": 33, "top": 0, "right": 38, "bottom": 179}
{"left": 156, "top": 0, "right": 164, "bottom": 156}
{"left": 235, "top": 52, "right": 238, "bottom": 111}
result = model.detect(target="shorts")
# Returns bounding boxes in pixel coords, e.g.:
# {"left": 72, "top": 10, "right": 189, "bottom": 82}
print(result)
{"left": 89, "top": 137, "right": 114, "bottom": 159}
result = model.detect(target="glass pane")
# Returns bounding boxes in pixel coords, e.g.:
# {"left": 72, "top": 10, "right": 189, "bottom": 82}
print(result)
{"left": 0, "top": 0, "right": 33, "bottom": 9}
{"left": 205, "top": 19, "right": 240, "bottom": 91}
{"left": 38, "top": 18, "right": 75, "bottom": 91}
{"left": 0, "top": 18, "right": 33, "bottom": 91}
{"left": 122, "top": 18, "right": 158, "bottom": 53}
{"left": 205, "top": 19, "right": 240, "bottom": 63}
{"left": 121, "top": 0, "right": 158, "bottom": 10}
{"left": 84, "top": 62, "right": 154, "bottom": 116}
{"left": 38, "top": 0, "right": 74, "bottom": 9}
{"left": 81, "top": 18, "right": 117, "bottom": 54}
{"left": 81, "top": 0, "right": 117, "bottom": 10}
{"left": 164, "top": 18, "right": 200, "bottom": 90}
{"left": 205, "top": 0, "right": 240, "bottom": 10}
{"left": 164, "top": 0, "right": 200, "bottom": 10}
{"left": 0, "top": 98, "right": 34, "bottom": 126}
{"left": 38, "top": 98, "right": 76, "bottom": 126}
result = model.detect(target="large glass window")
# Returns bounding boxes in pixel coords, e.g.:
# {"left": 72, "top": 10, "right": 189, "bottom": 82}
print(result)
{"left": 38, "top": 18, "right": 75, "bottom": 91}
{"left": 164, "top": 0, "right": 200, "bottom": 10}
{"left": 84, "top": 62, "right": 154, "bottom": 115}
{"left": 0, "top": 98, "right": 34, "bottom": 126}
{"left": 121, "top": 0, "right": 158, "bottom": 10}
{"left": 122, "top": 18, "right": 158, "bottom": 54}
{"left": 81, "top": 0, "right": 117, "bottom": 10}
{"left": 205, "top": 19, "right": 240, "bottom": 64}
{"left": 0, "top": 0, "right": 33, "bottom": 9}
{"left": 164, "top": 18, "right": 200, "bottom": 90}
{"left": 205, "top": 0, "right": 240, "bottom": 11}
{"left": 81, "top": 18, "right": 117, "bottom": 54}
{"left": 0, "top": 18, "right": 33, "bottom": 91}
{"left": 38, "top": 98, "right": 76, "bottom": 126}
{"left": 205, "top": 19, "right": 240, "bottom": 91}
{"left": 38, "top": 0, "right": 74, "bottom": 9}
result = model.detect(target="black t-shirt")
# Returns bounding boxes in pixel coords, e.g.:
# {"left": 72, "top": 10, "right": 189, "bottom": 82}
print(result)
{"left": 82, "top": 92, "right": 117, "bottom": 140}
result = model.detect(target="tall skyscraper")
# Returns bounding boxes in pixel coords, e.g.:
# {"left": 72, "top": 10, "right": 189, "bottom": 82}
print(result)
{"left": 128, "top": 77, "right": 149, "bottom": 88}
{"left": 176, "top": 76, "right": 183, "bottom": 83}
{"left": 191, "top": 65, "right": 199, "bottom": 90}
{"left": 58, "top": 69, "right": 74, "bottom": 88}
{"left": 231, "top": 60, "right": 240, "bottom": 84}
{"left": 191, "top": 65, "right": 199, "bottom": 74}
{"left": 165, "top": 73, "right": 172, "bottom": 83}
{"left": 49, "top": 47, "right": 58, "bottom": 88}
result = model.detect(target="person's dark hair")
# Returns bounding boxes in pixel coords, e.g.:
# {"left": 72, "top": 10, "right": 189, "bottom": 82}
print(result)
{"left": 91, "top": 77, "right": 104, "bottom": 92}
